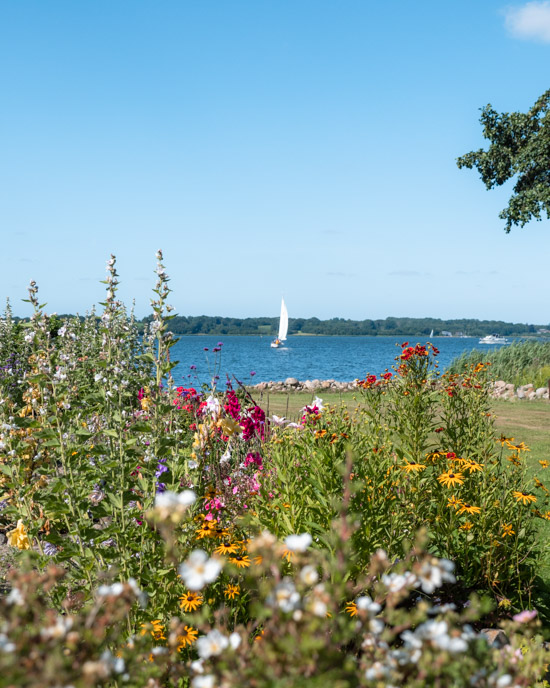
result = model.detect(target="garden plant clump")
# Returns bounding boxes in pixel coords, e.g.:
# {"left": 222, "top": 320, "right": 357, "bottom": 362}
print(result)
{"left": 1, "top": 253, "right": 550, "bottom": 687}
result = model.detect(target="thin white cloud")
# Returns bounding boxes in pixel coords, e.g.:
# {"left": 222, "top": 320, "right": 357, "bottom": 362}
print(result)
{"left": 505, "top": 1, "right": 550, "bottom": 42}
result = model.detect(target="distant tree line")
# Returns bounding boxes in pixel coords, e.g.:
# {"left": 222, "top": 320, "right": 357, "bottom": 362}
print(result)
{"left": 139, "top": 314, "right": 547, "bottom": 337}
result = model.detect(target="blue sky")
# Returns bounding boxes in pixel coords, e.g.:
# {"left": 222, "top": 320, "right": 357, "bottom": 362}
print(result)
{"left": 1, "top": 1, "right": 549, "bottom": 323}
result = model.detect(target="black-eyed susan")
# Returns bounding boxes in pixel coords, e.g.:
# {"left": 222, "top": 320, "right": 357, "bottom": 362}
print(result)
{"left": 345, "top": 601, "right": 358, "bottom": 617}
{"left": 212, "top": 526, "right": 230, "bottom": 539}
{"left": 498, "top": 435, "right": 515, "bottom": 446}
{"left": 506, "top": 441, "right": 530, "bottom": 453}
{"left": 513, "top": 491, "right": 537, "bottom": 505}
{"left": 179, "top": 591, "right": 203, "bottom": 612}
{"left": 447, "top": 495, "right": 462, "bottom": 510}
{"left": 214, "top": 541, "right": 239, "bottom": 556}
{"left": 253, "top": 554, "right": 263, "bottom": 565}
{"left": 229, "top": 554, "right": 251, "bottom": 569}
{"left": 463, "top": 460, "right": 484, "bottom": 474}
{"left": 224, "top": 583, "right": 241, "bottom": 600}
{"left": 401, "top": 461, "right": 426, "bottom": 473}
{"left": 282, "top": 548, "right": 295, "bottom": 562}
{"left": 141, "top": 619, "right": 166, "bottom": 641}
{"left": 501, "top": 523, "right": 515, "bottom": 537}
{"left": 539, "top": 460, "right": 549, "bottom": 468}
{"left": 458, "top": 503, "right": 481, "bottom": 515}
{"left": 459, "top": 522, "right": 473, "bottom": 531}
{"left": 177, "top": 626, "right": 198, "bottom": 649}
{"left": 507, "top": 454, "right": 522, "bottom": 467}
{"left": 437, "top": 471, "right": 464, "bottom": 488}
{"left": 425, "top": 451, "right": 442, "bottom": 463}
{"left": 196, "top": 521, "right": 216, "bottom": 539}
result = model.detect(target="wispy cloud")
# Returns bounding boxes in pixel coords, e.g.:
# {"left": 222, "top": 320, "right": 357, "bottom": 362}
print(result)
{"left": 387, "top": 269, "right": 425, "bottom": 277}
{"left": 505, "top": 1, "right": 550, "bottom": 42}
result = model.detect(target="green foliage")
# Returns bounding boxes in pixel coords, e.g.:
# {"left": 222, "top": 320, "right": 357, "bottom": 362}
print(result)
{"left": 457, "top": 89, "right": 550, "bottom": 232}
{"left": 141, "top": 314, "right": 546, "bottom": 336}
{"left": 448, "top": 340, "right": 550, "bottom": 387}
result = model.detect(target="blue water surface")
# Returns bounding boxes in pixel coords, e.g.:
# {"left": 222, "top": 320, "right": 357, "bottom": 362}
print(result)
{"left": 168, "top": 335, "right": 512, "bottom": 387}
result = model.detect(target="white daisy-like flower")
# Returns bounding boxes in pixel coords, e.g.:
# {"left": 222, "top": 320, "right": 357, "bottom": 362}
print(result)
{"left": 179, "top": 550, "right": 222, "bottom": 591}
{"left": 381, "top": 571, "right": 417, "bottom": 593}
{"left": 299, "top": 565, "right": 319, "bottom": 586}
{"left": 268, "top": 579, "right": 301, "bottom": 613}
{"left": 284, "top": 533, "right": 312, "bottom": 552}
{"left": 356, "top": 595, "right": 382, "bottom": 616}
{"left": 196, "top": 629, "right": 229, "bottom": 659}
{"left": 155, "top": 490, "right": 196, "bottom": 509}
{"left": 191, "top": 675, "right": 216, "bottom": 688}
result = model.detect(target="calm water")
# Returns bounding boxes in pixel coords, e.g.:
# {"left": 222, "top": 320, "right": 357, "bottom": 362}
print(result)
{"left": 168, "top": 335, "right": 513, "bottom": 386}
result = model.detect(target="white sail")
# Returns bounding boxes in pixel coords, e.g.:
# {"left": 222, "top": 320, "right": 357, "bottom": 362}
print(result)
{"left": 278, "top": 298, "right": 288, "bottom": 341}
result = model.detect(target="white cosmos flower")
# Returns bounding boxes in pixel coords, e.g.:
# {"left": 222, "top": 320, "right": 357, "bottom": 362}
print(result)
{"left": 196, "top": 629, "right": 229, "bottom": 659}
{"left": 268, "top": 579, "right": 301, "bottom": 613}
{"left": 155, "top": 490, "right": 196, "bottom": 509}
{"left": 191, "top": 675, "right": 216, "bottom": 688}
{"left": 356, "top": 595, "right": 382, "bottom": 616}
{"left": 179, "top": 550, "right": 222, "bottom": 591}
{"left": 382, "top": 571, "right": 417, "bottom": 593}
{"left": 284, "top": 533, "right": 312, "bottom": 552}
{"left": 417, "top": 557, "right": 455, "bottom": 594}
{"left": 229, "top": 632, "right": 241, "bottom": 650}
{"left": 299, "top": 565, "right": 319, "bottom": 586}
{"left": 270, "top": 415, "right": 288, "bottom": 426}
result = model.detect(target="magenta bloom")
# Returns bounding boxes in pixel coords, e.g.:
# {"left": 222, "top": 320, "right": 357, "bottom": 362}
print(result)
{"left": 513, "top": 609, "right": 537, "bottom": 623}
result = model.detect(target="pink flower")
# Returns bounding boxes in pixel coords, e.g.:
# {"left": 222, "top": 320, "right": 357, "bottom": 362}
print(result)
{"left": 513, "top": 609, "right": 537, "bottom": 623}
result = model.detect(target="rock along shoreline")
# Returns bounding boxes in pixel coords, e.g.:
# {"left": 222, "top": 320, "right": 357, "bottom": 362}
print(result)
{"left": 247, "top": 378, "right": 550, "bottom": 400}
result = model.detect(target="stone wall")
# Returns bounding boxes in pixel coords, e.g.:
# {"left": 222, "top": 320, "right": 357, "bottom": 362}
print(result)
{"left": 490, "top": 381, "right": 549, "bottom": 400}
{"left": 248, "top": 378, "right": 550, "bottom": 400}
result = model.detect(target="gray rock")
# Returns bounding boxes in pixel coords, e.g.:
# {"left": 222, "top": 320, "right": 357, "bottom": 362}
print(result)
{"left": 284, "top": 377, "right": 299, "bottom": 387}
{"left": 517, "top": 388, "right": 525, "bottom": 399}
{"left": 536, "top": 387, "right": 547, "bottom": 398}
{"left": 480, "top": 629, "right": 509, "bottom": 648}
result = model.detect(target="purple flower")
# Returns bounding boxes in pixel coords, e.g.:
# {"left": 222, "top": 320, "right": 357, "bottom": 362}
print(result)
{"left": 43, "top": 542, "right": 58, "bottom": 556}
{"left": 190, "top": 365, "right": 197, "bottom": 370}
{"left": 213, "top": 347, "right": 221, "bottom": 352}
{"left": 250, "top": 371, "right": 256, "bottom": 376}
{"left": 217, "top": 342, "right": 223, "bottom": 347}
{"left": 203, "top": 347, "right": 209, "bottom": 351}
{"left": 156, "top": 482, "right": 166, "bottom": 493}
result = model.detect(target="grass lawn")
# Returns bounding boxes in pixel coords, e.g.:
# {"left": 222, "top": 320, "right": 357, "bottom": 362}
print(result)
{"left": 248, "top": 388, "right": 550, "bottom": 451}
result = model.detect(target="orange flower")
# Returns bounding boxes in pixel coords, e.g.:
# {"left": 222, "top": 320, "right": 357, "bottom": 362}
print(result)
{"left": 501, "top": 523, "right": 515, "bottom": 537}
{"left": 345, "top": 601, "right": 358, "bottom": 617}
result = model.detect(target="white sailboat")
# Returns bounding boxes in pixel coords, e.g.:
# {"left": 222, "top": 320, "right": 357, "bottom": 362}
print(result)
{"left": 271, "top": 298, "right": 288, "bottom": 348}
{"left": 429, "top": 329, "right": 434, "bottom": 338}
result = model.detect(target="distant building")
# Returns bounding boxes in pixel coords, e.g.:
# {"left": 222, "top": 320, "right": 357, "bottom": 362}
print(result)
{"left": 441, "top": 331, "right": 452, "bottom": 337}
